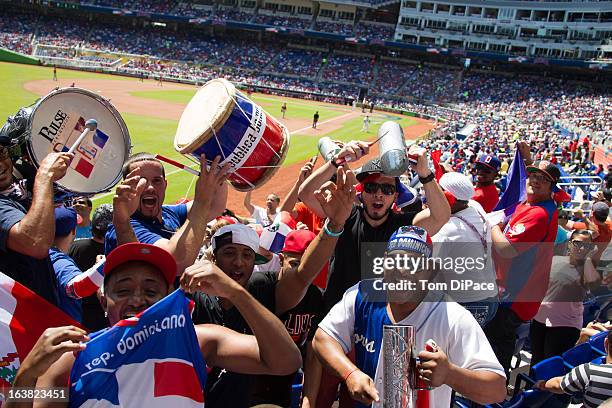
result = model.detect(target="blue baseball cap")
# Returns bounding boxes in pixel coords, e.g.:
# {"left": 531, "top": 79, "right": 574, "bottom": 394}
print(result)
{"left": 386, "top": 226, "right": 432, "bottom": 257}
{"left": 54, "top": 206, "right": 79, "bottom": 237}
{"left": 475, "top": 154, "right": 501, "bottom": 172}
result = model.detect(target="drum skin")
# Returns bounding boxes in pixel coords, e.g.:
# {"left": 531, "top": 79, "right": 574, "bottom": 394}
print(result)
{"left": 175, "top": 79, "right": 289, "bottom": 191}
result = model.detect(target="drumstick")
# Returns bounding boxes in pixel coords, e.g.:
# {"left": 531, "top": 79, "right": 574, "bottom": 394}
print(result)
{"left": 155, "top": 154, "right": 200, "bottom": 176}
{"left": 333, "top": 129, "right": 391, "bottom": 166}
{"left": 67, "top": 119, "right": 97, "bottom": 155}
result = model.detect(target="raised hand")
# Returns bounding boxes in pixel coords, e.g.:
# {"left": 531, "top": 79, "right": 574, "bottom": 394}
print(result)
{"left": 345, "top": 370, "right": 380, "bottom": 405}
{"left": 180, "top": 259, "right": 243, "bottom": 298}
{"left": 113, "top": 167, "right": 146, "bottom": 224}
{"left": 407, "top": 145, "right": 430, "bottom": 178}
{"left": 335, "top": 140, "right": 369, "bottom": 164}
{"left": 193, "top": 154, "right": 230, "bottom": 210}
{"left": 17, "top": 326, "right": 88, "bottom": 380}
{"left": 313, "top": 166, "right": 356, "bottom": 227}
{"left": 37, "top": 152, "right": 74, "bottom": 182}
{"left": 298, "top": 156, "right": 317, "bottom": 183}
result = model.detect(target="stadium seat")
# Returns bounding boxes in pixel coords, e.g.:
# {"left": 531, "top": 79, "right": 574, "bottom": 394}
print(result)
{"left": 514, "top": 356, "right": 566, "bottom": 394}
{"left": 562, "top": 342, "right": 598, "bottom": 369}
{"left": 591, "top": 355, "right": 606, "bottom": 365}
{"left": 588, "top": 330, "right": 608, "bottom": 356}
{"left": 511, "top": 322, "right": 531, "bottom": 369}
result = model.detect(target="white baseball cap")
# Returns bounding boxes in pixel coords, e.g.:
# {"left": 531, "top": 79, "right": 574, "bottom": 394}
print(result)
{"left": 211, "top": 224, "right": 268, "bottom": 264}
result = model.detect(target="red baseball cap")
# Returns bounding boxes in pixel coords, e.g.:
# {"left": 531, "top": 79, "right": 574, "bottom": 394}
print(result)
{"left": 104, "top": 243, "right": 177, "bottom": 287}
{"left": 282, "top": 230, "right": 316, "bottom": 255}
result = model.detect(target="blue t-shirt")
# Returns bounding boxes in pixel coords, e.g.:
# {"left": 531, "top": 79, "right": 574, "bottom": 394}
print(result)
{"left": 49, "top": 248, "right": 82, "bottom": 323}
{"left": 75, "top": 225, "right": 92, "bottom": 240}
{"left": 0, "top": 196, "right": 59, "bottom": 306}
{"left": 104, "top": 204, "right": 188, "bottom": 254}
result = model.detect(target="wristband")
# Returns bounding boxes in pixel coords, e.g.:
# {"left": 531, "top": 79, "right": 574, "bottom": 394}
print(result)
{"left": 419, "top": 172, "right": 435, "bottom": 185}
{"left": 323, "top": 219, "right": 344, "bottom": 237}
{"left": 343, "top": 368, "right": 359, "bottom": 383}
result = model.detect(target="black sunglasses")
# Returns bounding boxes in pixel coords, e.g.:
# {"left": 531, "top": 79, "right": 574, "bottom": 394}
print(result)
{"left": 363, "top": 182, "right": 396, "bottom": 195}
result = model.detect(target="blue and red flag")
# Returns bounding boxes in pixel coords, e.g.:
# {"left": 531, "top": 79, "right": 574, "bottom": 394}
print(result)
{"left": 69, "top": 290, "right": 207, "bottom": 407}
{"left": 493, "top": 144, "right": 527, "bottom": 217}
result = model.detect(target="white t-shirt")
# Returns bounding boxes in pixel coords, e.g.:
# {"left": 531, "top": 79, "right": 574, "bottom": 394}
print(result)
{"left": 251, "top": 206, "right": 279, "bottom": 227}
{"left": 319, "top": 285, "right": 505, "bottom": 408}
{"left": 432, "top": 200, "right": 498, "bottom": 302}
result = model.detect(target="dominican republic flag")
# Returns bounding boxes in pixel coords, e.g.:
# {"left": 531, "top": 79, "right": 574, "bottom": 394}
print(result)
{"left": 66, "top": 260, "right": 105, "bottom": 299}
{"left": 493, "top": 144, "right": 526, "bottom": 217}
{"left": 260, "top": 211, "right": 296, "bottom": 253}
{"left": 70, "top": 290, "right": 207, "bottom": 408}
{"left": 92, "top": 130, "right": 110, "bottom": 149}
{"left": 0, "top": 272, "right": 81, "bottom": 392}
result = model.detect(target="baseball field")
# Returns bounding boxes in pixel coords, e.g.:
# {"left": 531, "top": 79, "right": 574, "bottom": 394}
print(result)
{"left": 1, "top": 62, "right": 435, "bottom": 215}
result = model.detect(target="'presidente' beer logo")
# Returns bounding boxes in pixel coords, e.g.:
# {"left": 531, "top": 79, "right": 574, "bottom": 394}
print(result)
{"left": 38, "top": 110, "right": 68, "bottom": 143}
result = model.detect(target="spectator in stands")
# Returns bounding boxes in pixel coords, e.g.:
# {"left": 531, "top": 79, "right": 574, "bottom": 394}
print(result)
{"left": 73, "top": 197, "right": 93, "bottom": 239}
{"left": 243, "top": 191, "right": 281, "bottom": 227}
{"left": 0, "top": 138, "right": 73, "bottom": 306}
{"left": 49, "top": 207, "right": 83, "bottom": 322}
{"left": 531, "top": 229, "right": 600, "bottom": 366}
{"left": 485, "top": 160, "right": 560, "bottom": 375}
{"left": 9, "top": 243, "right": 303, "bottom": 405}
{"left": 536, "top": 331, "right": 612, "bottom": 408}
{"left": 313, "top": 225, "right": 507, "bottom": 407}
{"left": 472, "top": 154, "right": 501, "bottom": 213}
{"left": 187, "top": 165, "right": 355, "bottom": 408}
{"left": 280, "top": 157, "right": 322, "bottom": 234}
{"left": 105, "top": 152, "right": 229, "bottom": 274}
{"left": 69, "top": 204, "right": 113, "bottom": 331}
{"left": 567, "top": 201, "right": 611, "bottom": 266}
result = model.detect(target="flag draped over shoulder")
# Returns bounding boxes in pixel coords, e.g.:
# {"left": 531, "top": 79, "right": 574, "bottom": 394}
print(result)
{"left": 69, "top": 290, "right": 207, "bottom": 408}
{"left": 493, "top": 144, "right": 527, "bottom": 216}
{"left": 0, "top": 272, "right": 81, "bottom": 391}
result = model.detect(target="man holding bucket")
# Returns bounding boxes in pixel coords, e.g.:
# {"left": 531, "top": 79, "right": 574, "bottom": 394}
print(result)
{"left": 105, "top": 152, "right": 230, "bottom": 275}
{"left": 313, "top": 226, "right": 507, "bottom": 407}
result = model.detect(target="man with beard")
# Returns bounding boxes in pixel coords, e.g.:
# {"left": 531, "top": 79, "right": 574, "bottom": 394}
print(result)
{"left": 472, "top": 154, "right": 500, "bottom": 213}
{"left": 105, "top": 152, "right": 229, "bottom": 274}
{"left": 243, "top": 191, "right": 281, "bottom": 227}
{"left": 299, "top": 141, "right": 449, "bottom": 407}
{"left": 313, "top": 226, "right": 506, "bottom": 407}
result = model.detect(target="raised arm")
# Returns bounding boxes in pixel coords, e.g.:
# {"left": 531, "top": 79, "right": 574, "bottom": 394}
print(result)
{"left": 410, "top": 145, "right": 450, "bottom": 236}
{"left": 7, "top": 153, "right": 73, "bottom": 259}
{"left": 299, "top": 141, "right": 369, "bottom": 219}
{"left": 279, "top": 156, "right": 316, "bottom": 216}
{"left": 182, "top": 261, "right": 301, "bottom": 375}
{"left": 243, "top": 190, "right": 255, "bottom": 215}
{"left": 275, "top": 166, "right": 356, "bottom": 315}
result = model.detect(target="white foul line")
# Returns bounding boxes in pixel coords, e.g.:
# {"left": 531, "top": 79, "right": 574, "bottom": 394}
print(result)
{"left": 93, "top": 111, "right": 358, "bottom": 201}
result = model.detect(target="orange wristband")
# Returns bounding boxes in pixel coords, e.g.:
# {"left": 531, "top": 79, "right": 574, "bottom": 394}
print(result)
{"left": 343, "top": 368, "right": 359, "bottom": 383}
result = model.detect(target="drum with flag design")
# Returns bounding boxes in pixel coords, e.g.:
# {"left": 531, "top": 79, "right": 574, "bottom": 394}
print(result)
{"left": 174, "top": 79, "right": 290, "bottom": 191}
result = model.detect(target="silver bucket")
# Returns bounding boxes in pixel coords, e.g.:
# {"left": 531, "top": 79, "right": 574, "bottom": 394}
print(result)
{"left": 383, "top": 325, "right": 417, "bottom": 408}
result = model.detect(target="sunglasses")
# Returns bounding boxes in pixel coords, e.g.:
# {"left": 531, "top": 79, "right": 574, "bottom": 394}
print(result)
{"left": 570, "top": 240, "right": 595, "bottom": 251}
{"left": 528, "top": 173, "right": 551, "bottom": 184}
{"left": 363, "top": 182, "right": 396, "bottom": 195}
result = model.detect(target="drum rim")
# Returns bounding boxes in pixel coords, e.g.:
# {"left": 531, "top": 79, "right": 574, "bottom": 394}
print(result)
{"left": 26, "top": 87, "right": 131, "bottom": 195}
{"left": 174, "top": 78, "right": 237, "bottom": 154}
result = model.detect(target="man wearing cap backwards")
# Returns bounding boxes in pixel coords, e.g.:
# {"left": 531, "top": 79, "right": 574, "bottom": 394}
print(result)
{"left": 106, "top": 152, "right": 229, "bottom": 274}
{"left": 7, "top": 243, "right": 302, "bottom": 408}
{"left": 485, "top": 160, "right": 560, "bottom": 375}
{"left": 566, "top": 201, "right": 611, "bottom": 266}
{"left": 432, "top": 172, "right": 498, "bottom": 327}
{"left": 313, "top": 226, "right": 507, "bottom": 408}
{"left": 0, "top": 136, "right": 73, "bottom": 306}
{"left": 472, "top": 154, "right": 501, "bottom": 213}
{"left": 185, "top": 166, "right": 357, "bottom": 408}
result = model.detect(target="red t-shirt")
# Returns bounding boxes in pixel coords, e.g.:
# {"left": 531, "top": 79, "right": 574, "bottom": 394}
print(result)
{"left": 494, "top": 201, "right": 558, "bottom": 321}
{"left": 472, "top": 184, "right": 500, "bottom": 213}
{"left": 571, "top": 220, "right": 612, "bottom": 243}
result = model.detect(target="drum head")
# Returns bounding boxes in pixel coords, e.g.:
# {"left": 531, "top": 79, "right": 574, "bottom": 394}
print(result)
{"left": 28, "top": 88, "right": 130, "bottom": 195}
{"left": 174, "top": 78, "right": 236, "bottom": 154}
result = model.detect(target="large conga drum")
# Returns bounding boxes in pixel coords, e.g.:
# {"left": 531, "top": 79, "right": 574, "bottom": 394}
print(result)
{"left": 174, "top": 79, "right": 290, "bottom": 191}
{"left": 3, "top": 87, "right": 131, "bottom": 203}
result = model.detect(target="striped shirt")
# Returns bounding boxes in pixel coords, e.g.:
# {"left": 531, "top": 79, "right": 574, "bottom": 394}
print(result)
{"left": 560, "top": 362, "right": 612, "bottom": 408}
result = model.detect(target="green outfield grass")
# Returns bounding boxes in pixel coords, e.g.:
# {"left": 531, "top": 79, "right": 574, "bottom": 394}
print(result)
{"left": 0, "top": 61, "right": 422, "bottom": 208}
